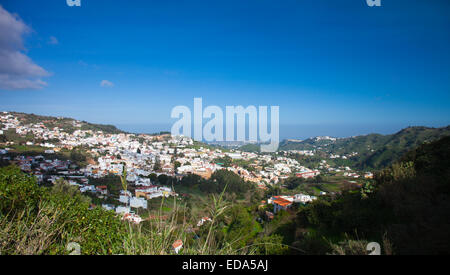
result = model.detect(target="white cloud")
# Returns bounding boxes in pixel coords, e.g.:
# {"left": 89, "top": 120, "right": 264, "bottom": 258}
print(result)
{"left": 100, "top": 80, "right": 114, "bottom": 87}
{"left": 48, "top": 36, "right": 58, "bottom": 45}
{"left": 0, "top": 5, "right": 50, "bottom": 90}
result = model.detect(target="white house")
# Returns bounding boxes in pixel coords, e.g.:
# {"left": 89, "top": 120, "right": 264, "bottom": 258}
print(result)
{"left": 135, "top": 178, "right": 152, "bottom": 186}
{"left": 119, "top": 195, "right": 130, "bottom": 204}
{"left": 271, "top": 196, "right": 294, "bottom": 213}
{"left": 147, "top": 191, "right": 164, "bottom": 199}
{"left": 227, "top": 153, "right": 242, "bottom": 160}
{"left": 177, "top": 165, "right": 193, "bottom": 174}
{"left": 126, "top": 173, "right": 137, "bottom": 182}
{"left": 294, "top": 194, "right": 317, "bottom": 204}
{"left": 130, "top": 197, "right": 147, "bottom": 209}
{"left": 295, "top": 170, "right": 320, "bottom": 179}
{"left": 135, "top": 186, "right": 157, "bottom": 193}
{"left": 80, "top": 185, "right": 96, "bottom": 193}
{"left": 116, "top": 206, "right": 131, "bottom": 214}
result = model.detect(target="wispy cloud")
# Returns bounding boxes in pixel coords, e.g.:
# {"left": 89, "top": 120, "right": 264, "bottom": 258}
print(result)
{"left": 100, "top": 80, "right": 114, "bottom": 87}
{"left": 0, "top": 5, "right": 50, "bottom": 90}
{"left": 48, "top": 36, "right": 58, "bottom": 45}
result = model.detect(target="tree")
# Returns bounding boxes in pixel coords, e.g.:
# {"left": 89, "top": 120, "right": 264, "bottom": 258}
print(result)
{"left": 158, "top": 174, "right": 168, "bottom": 185}
{"left": 70, "top": 149, "right": 86, "bottom": 163}
{"left": 181, "top": 174, "right": 204, "bottom": 187}
{"left": 314, "top": 175, "right": 323, "bottom": 183}
{"left": 149, "top": 173, "right": 158, "bottom": 183}
{"left": 52, "top": 178, "right": 91, "bottom": 205}
{"left": 210, "top": 170, "right": 254, "bottom": 196}
{"left": 214, "top": 156, "right": 232, "bottom": 167}
{"left": 284, "top": 176, "right": 303, "bottom": 190}
{"left": 265, "top": 184, "right": 282, "bottom": 197}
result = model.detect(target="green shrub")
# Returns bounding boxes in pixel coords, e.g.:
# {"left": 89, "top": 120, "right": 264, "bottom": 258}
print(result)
{"left": 0, "top": 166, "right": 126, "bottom": 255}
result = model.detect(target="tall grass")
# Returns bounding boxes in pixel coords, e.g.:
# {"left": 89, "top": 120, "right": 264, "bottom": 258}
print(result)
{"left": 0, "top": 166, "right": 286, "bottom": 255}
{"left": 120, "top": 188, "right": 261, "bottom": 255}
{"left": 0, "top": 201, "right": 66, "bottom": 255}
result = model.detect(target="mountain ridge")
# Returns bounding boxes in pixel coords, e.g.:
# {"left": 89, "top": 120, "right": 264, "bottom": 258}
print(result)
{"left": 1, "top": 111, "right": 126, "bottom": 135}
{"left": 276, "top": 125, "right": 450, "bottom": 169}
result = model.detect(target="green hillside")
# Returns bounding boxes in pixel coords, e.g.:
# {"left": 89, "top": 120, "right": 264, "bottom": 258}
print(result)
{"left": 278, "top": 126, "right": 450, "bottom": 170}
{"left": 239, "top": 143, "right": 261, "bottom": 152}
{"left": 358, "top": 126, "right": 450, "bottom": 169}
{"left": 8, "top": 112, "right": 125, "bottom": 135}
{"left": 284, "top": 136, "right": 450, "bottom": 255}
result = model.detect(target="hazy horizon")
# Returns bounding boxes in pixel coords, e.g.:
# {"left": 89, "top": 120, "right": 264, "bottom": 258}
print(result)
{"left": 116, "top": 122, "right": 448, "bottom": 141}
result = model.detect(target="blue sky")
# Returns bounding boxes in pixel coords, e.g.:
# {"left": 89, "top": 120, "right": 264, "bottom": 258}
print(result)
{"left": 0, "top": 0, "right": 449, "bottom": 139}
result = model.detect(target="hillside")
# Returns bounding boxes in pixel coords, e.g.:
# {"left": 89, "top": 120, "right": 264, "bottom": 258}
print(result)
{"left": 5, "top": 112, "right": 125, "bottom": 135}
{"left": 277, "top": 126, "right": 450, "bottom": 170}
{"left": 284, "top": 136, "right": 450, "bottom": 255}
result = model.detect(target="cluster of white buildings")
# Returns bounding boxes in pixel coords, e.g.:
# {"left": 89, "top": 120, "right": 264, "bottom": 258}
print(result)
{"left": 287, "top": 150, "right": 315, "bottom": 156}
{"left": 1, "top": 112, "right": 327, "bottom": 191}
{"left": 1, "top": 112, "right": 334, "bottom": 224}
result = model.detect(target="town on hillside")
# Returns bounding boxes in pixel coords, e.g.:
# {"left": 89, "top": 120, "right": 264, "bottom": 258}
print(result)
{"left": 0, "top": 112, "right": 373, "bottom": 224}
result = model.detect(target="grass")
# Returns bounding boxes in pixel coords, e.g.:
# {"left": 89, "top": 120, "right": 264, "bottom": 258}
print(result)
{"left": 0, "top": 165, "right": 290, "bottom": 255}
{"left": 0, "top": 191, "right": 251, "bottom": 255}
{"left": 8, "top": 145, "right": 46, "bottom": 154}
{"left": 0, "top": 201, "right": 66, "bottom": 255}
{"left": 116, "top": 188, "right": 266, "bottom": 255}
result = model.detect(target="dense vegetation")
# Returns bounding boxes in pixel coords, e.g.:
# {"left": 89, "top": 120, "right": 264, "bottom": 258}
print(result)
{"left": 176, "top": 170, "right": 256, "bottom": 199}
{"left": 277, "top": 136, "right": 450, "bottom": 255}
{"left": 0, "top": 166, "right": 126, "bottom": 254}
{"left": 0, "top": 166, "right": 285, "bottom": 255}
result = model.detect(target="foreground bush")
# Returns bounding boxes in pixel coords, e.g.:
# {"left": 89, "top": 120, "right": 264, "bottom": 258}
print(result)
{"left": 0, "top": 166, "right": 286, "bottom": 255}
{"left": 0, "top": 166, "right": 126, "bottom": 254}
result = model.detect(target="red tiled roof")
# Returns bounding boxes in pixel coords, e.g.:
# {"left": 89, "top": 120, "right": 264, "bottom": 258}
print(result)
{"left": 273, "top": 197, "right": 292, "bottom": 207}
